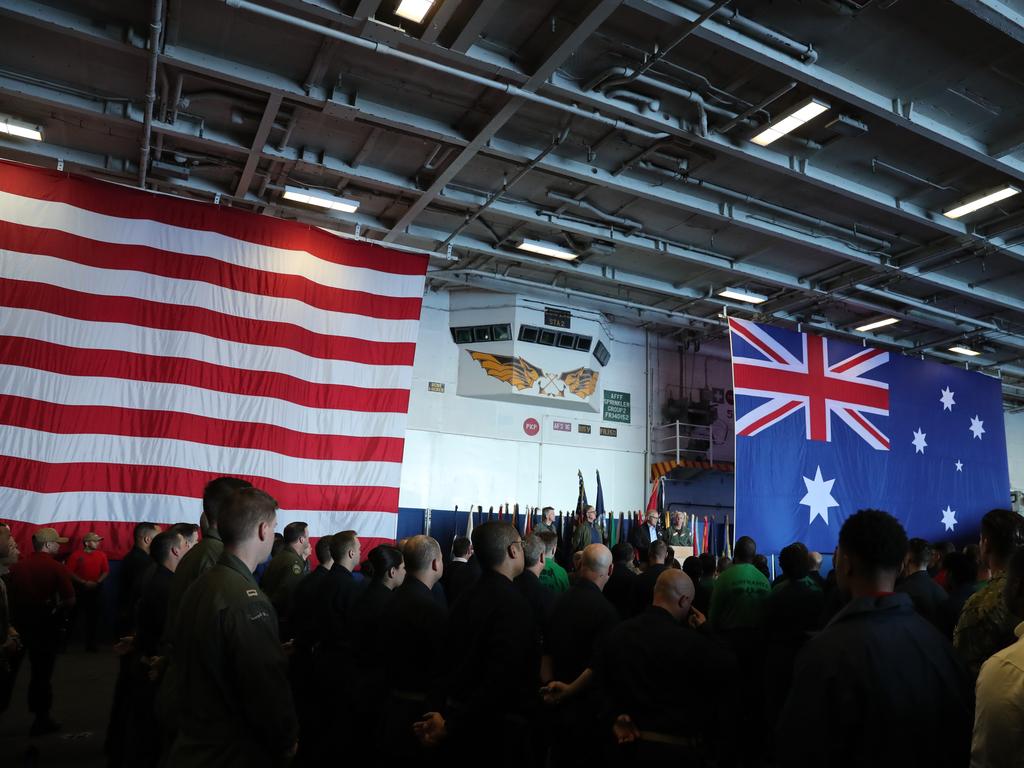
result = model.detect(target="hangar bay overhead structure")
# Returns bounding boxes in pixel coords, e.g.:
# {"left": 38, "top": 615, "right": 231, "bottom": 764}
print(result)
{"left": 1, "top": 0, "right": 1024, "bottom": 407}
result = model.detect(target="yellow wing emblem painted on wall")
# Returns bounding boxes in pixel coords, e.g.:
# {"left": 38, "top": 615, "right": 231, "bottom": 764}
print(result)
{"left": 469, "top": 351, "right": 543, "bottom": 391}
{"left": 560, "top": 367, "right": 600, "bottom": 398}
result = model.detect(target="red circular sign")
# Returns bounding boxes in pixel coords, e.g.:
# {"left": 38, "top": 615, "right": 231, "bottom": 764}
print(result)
{"left": 523, "top": 418, "right": 540, "bottom": 436}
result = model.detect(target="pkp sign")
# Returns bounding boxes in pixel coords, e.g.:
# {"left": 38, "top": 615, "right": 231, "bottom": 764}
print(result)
{"left": 523, "top": 418, "right": 540, "bottom": 437}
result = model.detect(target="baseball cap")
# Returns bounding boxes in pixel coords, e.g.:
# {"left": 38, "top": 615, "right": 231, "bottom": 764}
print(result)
{"left": 83, "top": 532, "right": 103, "bottom": 543}
{"left": 34, "top": 527, "right": 69, "bottom": 544}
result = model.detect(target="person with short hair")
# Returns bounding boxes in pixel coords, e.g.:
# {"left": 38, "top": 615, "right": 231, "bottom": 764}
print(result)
{"left": 534, "top": 507, "right": 558, "bottom": 537}
{"left": 515, "top": 533, "right": 555, "bottom": 644}
{"left": 664, "top": 511, "right": 693, "bottom": 547}
{"left": 259, "top": 520, "right": 311, "bottom": 635}
{"left": 938, "top": 551, "right": 983, "bottom": 639}
{"left": 414, "top": 523, "right": 536, "bottom": 764}
{"left": 717, "top": 555, "right": 732, "bottom": 574}
{"left": 571, "top": 506, "right": 605, "bottom": 554}
{"left": 631, "top": 539, "right": 670, "bottom": 616}
{"left": 66, "top": 532, "right": 109, "bottom": 651}
{"left": 807, "top": 550, "right": 825, "bottom": 589}
{"left": 604, "top": 542, "right": 638, "bottom": 620}
{"left": 160, "top": 488, "right": 298, "bottom": 767}
{"left": 955, "top": 508, "right": 1024, "bottom": 680}
{"left": 629, "top": 509, "right": 662, "bottom": 559}
{"left": 8, "top": 527, "right": 76, "bottom": 735}
{"left": 164, "top": 476, "right": 252, "bottom": 639}
{"left": 971, "top": 547, "right": 1024, "bottom": 767}
{"left": 537, "top": 530, "right": 570, "bottom": 593}
{"left": 441, "top": 535, "right": 479, "bottom": 606}
{"left": 896, "top": 537, "right": 948, "bottom": 628}
{"left": 777, "top": 509, "right": 972, "bottom": 767}
{"left": 708, "top": 536, "right": 770, "bottom": 632}
{"left": 118, "top": 522, "right": 161, "bottom": 635}
{"left": 166, "top": 523, "right": 199, "bottom": 551}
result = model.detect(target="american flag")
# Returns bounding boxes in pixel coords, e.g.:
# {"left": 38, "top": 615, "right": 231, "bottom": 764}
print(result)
{"left": 0, "top": 160, "right": 426, "bottom": 556}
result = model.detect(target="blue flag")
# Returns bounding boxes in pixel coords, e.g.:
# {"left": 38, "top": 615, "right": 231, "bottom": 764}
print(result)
{"left": 729, "top": 318, "right": 1010, "bottom": 555}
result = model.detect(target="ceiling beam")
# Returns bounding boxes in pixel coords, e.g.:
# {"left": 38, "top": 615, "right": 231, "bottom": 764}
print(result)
{"left": 421, "top": 0, "right": 463, "bottom": 45}
{"left": 949, "top": 0, "right": 1024, "bottom": 45}
{"left": 234, "top": 92, "right": 281, "bottom": 198}
{"left": 380, "top": 0, "right": 623, "bottom": 241}
{"left": 447, "top": 0, "right": 502, "bottom": 53}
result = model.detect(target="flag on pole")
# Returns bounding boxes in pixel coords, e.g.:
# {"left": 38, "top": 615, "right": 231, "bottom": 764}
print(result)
{"left": 0, "top": 161, "right": 428, "bottom": 556}
{"left": 595, "top": 470, "right": 605, "bottom": 520}
{"left": 466, "top": 505, "right": 474, "bottom": 538}
{"left": 524, "top": 506, "right": 533, "bottom": 536}
{"left": 575, "top": 470, "right": 588, "bottom": 521}
{"left": 646, "top": 476, "right": 661, "bottom": 512}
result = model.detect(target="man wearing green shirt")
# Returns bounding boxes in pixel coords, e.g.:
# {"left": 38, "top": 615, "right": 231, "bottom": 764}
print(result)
{"left": 708, "top": 535, "right": 770, "bottom": 631}
{"left": 537, "top": 531, "right": 569, "bottom": 593}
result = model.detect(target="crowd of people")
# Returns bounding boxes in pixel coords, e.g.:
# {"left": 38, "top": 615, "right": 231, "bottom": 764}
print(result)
{"left": 0, "top": 478, "right": 1023, "bottom": 767}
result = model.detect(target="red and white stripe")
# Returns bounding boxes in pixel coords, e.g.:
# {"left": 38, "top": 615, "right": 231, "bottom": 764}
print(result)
{"left": 0, "top": 160, "right": 426, "bottom": 556}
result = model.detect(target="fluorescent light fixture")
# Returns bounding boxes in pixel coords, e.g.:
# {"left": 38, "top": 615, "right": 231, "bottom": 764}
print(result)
{"left": 948, "top": 345, "right": 981, "bottom": 357}
{"left": 751, "top": 97, "right": 830, "bottom": 146}
{"left": 0, "top": 115, "right": 43, "bottom": 141}
{"left": 943, "top": 185, "right": 1020, "bottom": 219}
{"left": 282, "top": 185, "right": 359, "bottom": 213}
{"left": 517, "top": 238, "right": 577, "bottom": 261}
{"left": 395, "top": 0, "right": 434, "bottom": 23}
{"left": 855, "top": 317, "right": 900, "bottom": 332}
{"left": 717, "top": 287, "right": 767, "bottom": 304}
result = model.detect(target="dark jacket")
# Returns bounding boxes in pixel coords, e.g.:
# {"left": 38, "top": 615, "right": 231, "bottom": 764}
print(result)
{"left": 160, "top": 553, "right": 297, "bottom": 768}
{"left": 514, "top": 568, "right": 554, "bottom": 646}
{"left": 164, "top": 529, "right": 223, "bottom": 644}
{"left": 631, "top": 563, "right": 668, "bottom": 616}
{"left": 603, "top": 564, "right": 637, "bottom": 620}
{"left": 895, "top": 570, "right": 949, "bottom": 628}
{"left": 258, "top": 548, "right": 306, "bottom": 623}
{"left": 545, "top": 578, "right": 619, "bottom": 684}
{"left": 136, "top": 565, "right": 173, "bottom": 658}
{"left": 288, "top": 564, "right": 330, "bottom": 650}
{"left": 441, "top": 558, "right": 479, "bottom": 607}
{"left": 776, "top": 593, "right": 972, "bottom": 768}
{"left": 319, "top": 564, "right": 362, "bottom": 652}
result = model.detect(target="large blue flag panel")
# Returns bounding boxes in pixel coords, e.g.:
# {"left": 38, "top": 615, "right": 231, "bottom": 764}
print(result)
{"left": 729, "top": 318, "right": 1010, "bottom": 555}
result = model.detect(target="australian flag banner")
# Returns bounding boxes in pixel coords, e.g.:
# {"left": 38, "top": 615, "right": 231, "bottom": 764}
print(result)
{"left": 729, "top": 318, "right": 1010, "bottom": 555}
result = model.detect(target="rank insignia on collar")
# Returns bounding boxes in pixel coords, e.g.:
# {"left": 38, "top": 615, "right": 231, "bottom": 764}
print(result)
{"left": 246, "top": 589, "right": 259, "bottom": 597}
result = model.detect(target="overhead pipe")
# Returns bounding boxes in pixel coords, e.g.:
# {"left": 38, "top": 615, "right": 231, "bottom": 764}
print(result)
{"left": 222, "top": 0, "right": 670, "bottom": 141}
{"left": 138, "top": 0, "right": 165, "bottom": 188}
{"left": 546, "top": 190, "right": 643, "bottom": 231}
{"left": 714, "top": 81, "right": 797, "bottom": 134}
{"left": 680, "top": 0, "right": 818, "bottom": 64}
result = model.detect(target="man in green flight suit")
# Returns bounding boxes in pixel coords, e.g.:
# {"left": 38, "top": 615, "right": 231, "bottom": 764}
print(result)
{"left": 160, "top": 486, "right": 299, "bottom": 768}
{"left": 571, "top": 506, "right": 606, "bottom": 554}
{"left": 259, "top": 521, "right": 310, "bottom": 636}
{"left": 664, "top": 511, "right": 693, "bottom": 547}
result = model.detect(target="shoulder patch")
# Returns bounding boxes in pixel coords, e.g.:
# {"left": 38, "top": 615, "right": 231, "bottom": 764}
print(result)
{"left": 246, "top": 589, "right": 259, "bottom": 597}
{"left": 292, "top": 563, "right": 302, "bottom": 575}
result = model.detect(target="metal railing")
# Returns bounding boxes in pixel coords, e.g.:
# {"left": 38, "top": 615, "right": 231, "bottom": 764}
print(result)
{"left": 652, "top": 421, "right": 714, "bottom": 463}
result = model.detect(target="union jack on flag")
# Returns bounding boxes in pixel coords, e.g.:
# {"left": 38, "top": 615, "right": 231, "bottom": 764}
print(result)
{"left": 729, "top": 317, "right": 890, "bottom": 450}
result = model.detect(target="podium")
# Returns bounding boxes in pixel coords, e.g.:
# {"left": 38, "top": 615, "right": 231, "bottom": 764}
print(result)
{"left": 671, "top": 545, "right": 694, "bottom": 562}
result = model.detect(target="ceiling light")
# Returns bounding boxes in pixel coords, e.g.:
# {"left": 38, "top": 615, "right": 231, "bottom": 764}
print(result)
{"left": 0, "top": 115, "right": 43, "bottom": 141}
{"left": 282, "top": 185, "right": 359, "bottom": 213}
{"left": 855, "top": 317, "right": 900, "bottom": 332}
{"left": 517, "top": 239, "right": 577, "bottom": 261}
{"left": 948, "top": 345, "right": 981, "bottom": 357}
{"left": 751, "top": 97, "right": 830, "bottom": 147}
{"left": 395, "top": 0, "right": 434, "bottom": 23}
{"left": 943, "top": 185, "right": 1020, "bottom": 219}
{"left": 717, "top": 288, "right": 767, "bottom": 304}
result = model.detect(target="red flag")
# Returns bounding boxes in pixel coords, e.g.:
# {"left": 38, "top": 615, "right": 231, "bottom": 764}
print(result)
{"left": 646, "top": 477, "right": 661, "bottom": 512}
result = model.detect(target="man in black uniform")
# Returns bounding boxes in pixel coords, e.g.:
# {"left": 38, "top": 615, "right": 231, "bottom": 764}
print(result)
{"left": 415, "top": 522, "right": 536, "bottom": 765}
{"left": 515, "top": 533, "right": 555, "bottom": 638}
{"left": 541, "top": 543, "right": 617, "bottom": 766}
{"left": 631, "top": 539, "right": 670, "bottom": 615}
{"left": 374, "top": 535, "right": 446, "bottom": 759}
{"left": 117, "top": 521, "right": 160, "bottom": 635}
{"left": 895, "top": 537, "right": 948, "bottom": 628}
{"left": 160, "top": 487, "right": 298, "bottom": 768}
{"left": 164, "top": 476, "right": 252, "bottom": 638}
{"left": 441, "top": 536, "right": 479, "bottom": 607}
{"left": 604, "top": 542, "right": 638, "bottom": 620}
{"left": 259, "top": 520, "right": 310, "bottom": 637}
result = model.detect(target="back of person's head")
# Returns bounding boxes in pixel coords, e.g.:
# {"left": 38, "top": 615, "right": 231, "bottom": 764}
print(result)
{"left": 682, "top": 555, "right": 701, "bottom": 584}
{"left": 981, "top": 508, "right": 1024, "bottom": 564}
{"left": 367, "top": 544, "right": 404, "bottom": 581}
{"left": 838, "top": 509, "right": 907, "bottom": 577}
{"left": 472, "top": 522, "right": 519, "bottom": 570}
{"left": 944, "top": 551, "right": 977, "bottom": 590}
{"left": 452, "top": 536, "right": 472, "bottom": 558}
{"left": 167, "top": 522, "right": 199, "bottom": 542}
{"left": 329, "top": 530, "right": 359, "bottom": 563}
{"left": 648, "top": 539, "right": 668, "bottom": 564}
{"left": 202, "top": 476, "right": 253, "bottom": 527}
{"left": 282, "top": 521, "right": 308, "bottom": 545}
{"left": 580, "top": 543, "right": 613, "bottom": 574}
{"left": 536, "top": 530, "right": 557, "bottom": 556}
{"left": 905, "top": 538, "right": 932, "bottom": 569}
{"left": 752, "top": 554, "right": 770, "bottom": 579}
{"left": 779, "top": 542, "right": 810, "bottom": 580}
{"left": 315, "top": 535, "right": 333, "bottom": 564}
{"left": 612, "top": 542, "right": 634, "bottom": 564}
{"left": 718, "top": 555, "right": 733, "bottom": 572}
{"left": 734, "top": 536, "right": 757, "bottom": 564}
{"left": 522, "top": 534, "right": 545, "bottom": 568}
{"left": 653, "top": 569, "right": 695, "bottom": 617}
{"left": 219, "top": 487, "right": 278, "bottom": 546}
{"left": 403, "top": 535, "right": 441, "bottom": 573}
{"left": 807, "top": 550, "right": 823, "bottom": 572}
{"left": 699, "top": 552, "right": 717, "bottom": 578}
{"left": 133, "top": 522, "right": 160, "bottom": 545}
{"left": 150, "top": 530, "right": 182, "bottom": 566}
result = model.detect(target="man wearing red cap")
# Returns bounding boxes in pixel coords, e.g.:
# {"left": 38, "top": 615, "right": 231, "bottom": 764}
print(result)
{"left": 8, "top": 526, "right": 76, "bottom": 735}
{"left": 67, "top": 532, "right": 109, "bottom": 652}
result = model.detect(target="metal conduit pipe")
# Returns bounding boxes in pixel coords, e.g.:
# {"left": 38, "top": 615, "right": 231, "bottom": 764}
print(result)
{"left": 681, "top": 175, "right": 892, "bottom": 251}
{"left": 681, "top": 0, "right": 819, "bottom": 63}
{"left": 851, "top": 284, "right": 1003, "bottom": 332}
{"left": 222, "top": 0, "right": 670, "bottom": 141}
{"left": 139, "top": 0, "right": 165, "bottom": 188}
{"left": 546, "top": 190, "right": 643, "bottom": 230}
{"left": 604, "top": 89, "right": 661, "bottom": 114}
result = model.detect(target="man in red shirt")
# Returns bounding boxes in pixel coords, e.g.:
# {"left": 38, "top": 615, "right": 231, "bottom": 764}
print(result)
{"left": 8, "top": 526, "right": 76, "bottom": 735}
{"left": 67, "top": 532, "right": 109, "bottom": 652}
